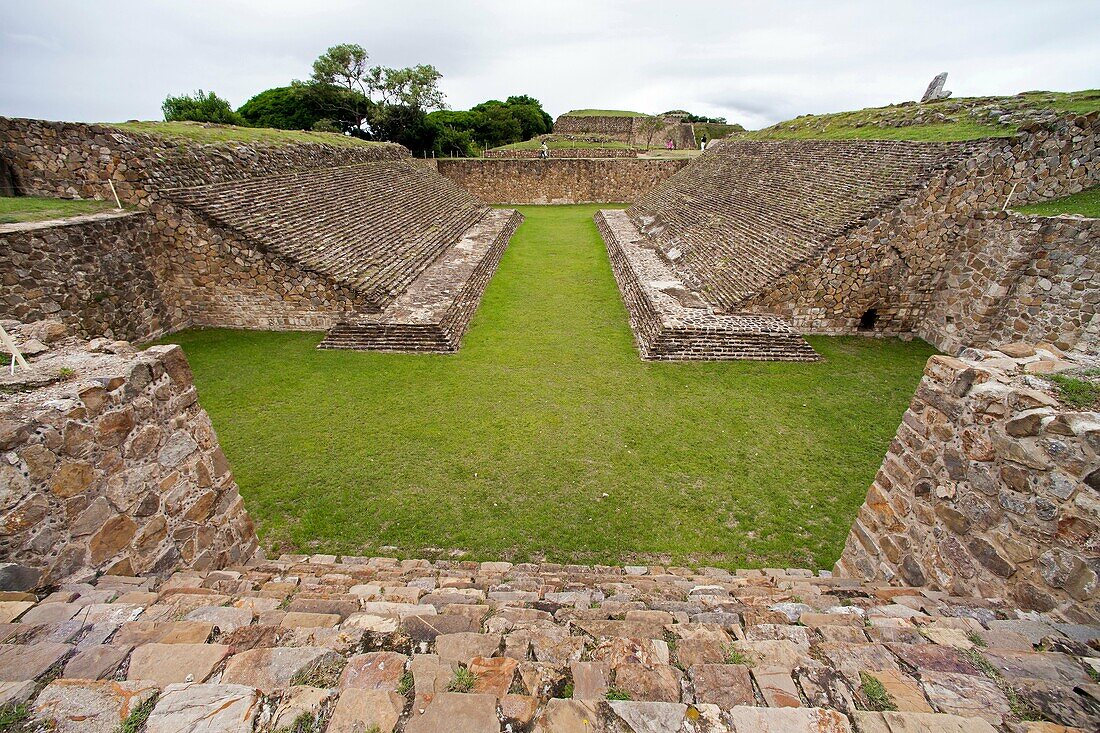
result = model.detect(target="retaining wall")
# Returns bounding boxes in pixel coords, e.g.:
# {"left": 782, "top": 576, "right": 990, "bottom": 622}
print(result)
{"left": 836, "top": 348, "right": 1100, "bottom": 622}
{"left": 553, "top": 114, "right": 696, "bottom": 148}
{"left": 0, "top": 333, "right": 258, "bottom": 587}
{"left": 0, "top": 212, "right": 176, "bottom": 342}
{"left": 435, "top": 158, "right": 688, "bottom": 204}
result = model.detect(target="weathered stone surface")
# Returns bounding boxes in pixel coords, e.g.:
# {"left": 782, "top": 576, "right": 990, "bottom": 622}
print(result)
{"left": 853, "top": 710, "right": 997, "bottom": 733}
{"left": 0, "top": 642, "right": 72, "bottom": 681}
{"left": 691, "top": 663, "right": 754, "bottom": 709}
{"left": 61, "top": 643, "right": 133, "bottom": 680}
{"left": 571, "top": 661, "right": 610, "bottom": 700}
{"left": 917, "top": 670, "right": 1010, "bottom": 725}
{"left": 33, "top": 679, "right": 158, "bottom": 733}
{"left": 267, "top": 685, "right": 335, "bottom": 732}
{"left": 607, "top": 700, "right": 689, "bottom": 732}
{"left": 753, "top": 666, "right": 803, "bottom": 707}
{"left": 725, "top": 705, "right": 853, "bottom": 732}
{"left": 144, "top": 683, "right": 260, "bottom": 733}
{"left": 435, "top": 632, "right": 501, "bottom": 665}
{"left": 339, "top": 651, "right": 409, "bottom": 691}
{"left": 185, "top": 605, "right": 253, "bottom": 633}
{"left": 404, "top": 691, "right": 499, "bottom": 733}
{"left": 469, "top": 655, "right": 518, "bottom": 697}
{"left": 613, "top": 663, "right": 683, "bottom": 702}
{"left": 533, "top": 698, "right": 604, "bottom": 733}
{"left": 327, "top": 689, "right": 405, "bottom": 733}
{"left": 125, "top": 642, "right": 229, "bottom": 686}
{"left": 220, "top": 646, "right": 340, "bottom": 693}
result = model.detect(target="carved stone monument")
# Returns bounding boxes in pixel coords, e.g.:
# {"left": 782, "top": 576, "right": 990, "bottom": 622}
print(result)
{"left": 920, "top": 72, "right": 952, "bottom": 102}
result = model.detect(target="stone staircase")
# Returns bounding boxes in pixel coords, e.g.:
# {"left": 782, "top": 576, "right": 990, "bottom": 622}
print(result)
{"left": 3, "top": 554, "right": 1098, "bottom": 732}
{"left": 596, "top": 209, "right": 820, "bottom": 361}
{"left": 317, "top": 209, "right": 523, "bottom": 353}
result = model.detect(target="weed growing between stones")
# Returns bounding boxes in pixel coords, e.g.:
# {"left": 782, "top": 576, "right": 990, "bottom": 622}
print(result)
{"left": 605, "top": 686, "right": 631, "bottom": 701}
{"left": 117, "top": 694, "right": 158, "bottom": 733}
{"left": 275, "top": 711, "right": 325, "bottom": 733}
{"left": 0, "top": 704, "right": 31, "bottom": 731}
{"left": 448, "top": 667, "right": 478, "bottom": 693}
{"left": 857, "top": 672, "right": 897, "bottom": 712}
{"left": 290, "top": 658, "right": 345, "bottom": 688}
{"left": 397, "top": 671, "right": 414, "bottom": 696}
{"left": 1048, "top": 372, "right": 1100, "bottom": 410}
{"left": 966, "top": 631, "right": 988, "bottom": 648}
{"left": 961, "top": 648, "right": 1048, "bottom": 723}
{"left": 722, "top": 644, "right": 749, "bottom": 666}
{"left": 560, "top": 682, "right": 575, "bottom": 698}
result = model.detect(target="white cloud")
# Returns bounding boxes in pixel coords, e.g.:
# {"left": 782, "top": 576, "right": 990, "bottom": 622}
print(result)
{"left": 1, "top": 0, "right": 1097, "bottom": 128}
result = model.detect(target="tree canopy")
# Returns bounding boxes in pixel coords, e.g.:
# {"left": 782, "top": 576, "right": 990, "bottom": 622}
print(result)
{"left": 162, "top": 90, "right": 244, "bottom": 125}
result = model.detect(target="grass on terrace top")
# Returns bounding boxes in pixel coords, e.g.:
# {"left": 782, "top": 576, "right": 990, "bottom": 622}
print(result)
{"left": 163, "top": 205, "right": 935, "bottom": 569}
{"left": 1014, "top": 186, "right": 1100, "bottom": 218}
{"left": 0, "top": 196, "right": 120, "bottom": 224}
{"left": 561, "top": 109, "right": 648, "bottom": 117}
{"left": 739, "top": 89, "right": 1100, "bottom": 142}
{"left": 109, "top": 120, "right": 380, "bottom": 148}
{"left": 496, "top": 138, "right": 636, "bottom": 150}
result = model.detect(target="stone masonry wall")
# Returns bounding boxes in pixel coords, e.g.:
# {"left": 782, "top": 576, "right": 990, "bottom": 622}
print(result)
{"left": 744, "top": 114, "right": 1100, "bottom": 352}
{"left": 435, "top": 158, "right": 688, "bottom": 204}
{"left": 0, "top": 330, "right": 258, "bottom": 587}
{"left": 553, "top": 115, "right": 696, "bottom": 148}
{"left": 0, "top": 212, "right": 177, "bottom": 342}
{"left": 836, "top": 347, "right": 1100, "bottom": 622}
{"left": 922, "top": 211, "right": 1100, "bottom": 354}
{"left": 484, "top": 147, "right": 637, "bottom": 159}
{"left": 0, "top": 116, "right": 407, "bottom": 206}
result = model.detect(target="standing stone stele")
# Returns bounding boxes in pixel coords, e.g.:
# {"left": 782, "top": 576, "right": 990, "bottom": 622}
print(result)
{"left": 921, "top": 72, "right": 952, "bottom": 103}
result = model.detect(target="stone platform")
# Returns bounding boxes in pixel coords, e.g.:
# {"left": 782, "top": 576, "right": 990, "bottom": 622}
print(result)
{"left": 317, "top": 209, "right": 523, "bottom": 353}
{"left": 595, "top": 210, "right": 819, "bottom": 361}
{"left": 4, "top": 554, "right": 1098, "bottom": 732}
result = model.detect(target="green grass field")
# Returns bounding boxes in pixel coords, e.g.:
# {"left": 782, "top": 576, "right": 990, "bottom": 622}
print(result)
{"left": 166, "top": 205, "right": 935, "bottom": 569}
{"left": 495, "top": 138, "right": 637, "bottom": 151}
{"left": 0, "top": 196, "right": 120, "bottom": 224}
{"left": 1014, "top": 186, "right": 1100, "bottom": 218}
{"left": 561, "top": 109, "right": 647, "bottom": 117}
{"left": 110, "top": 121, "right": 379, "bottom": 148}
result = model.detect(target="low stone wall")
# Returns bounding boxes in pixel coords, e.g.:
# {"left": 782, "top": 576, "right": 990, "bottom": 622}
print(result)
{"left": 0, "top": 116, "right": 407, "bottom": 206}
{"left": 484, "top": 147, "right": 637, "bottom": 159}
{"left": 435, "top": 158, "right": 687, "bottom": 204}
{"left": 836, "top": 347, "right": 1099, "bottom": 622}
{"left": 0, "top": 328, "right": 258, "bottom": 587}
{"left": 553, "top": 114, "right": 696, "bottom": 148}
{"left": 0, "top": 212, "right": 177, "bottom": 342}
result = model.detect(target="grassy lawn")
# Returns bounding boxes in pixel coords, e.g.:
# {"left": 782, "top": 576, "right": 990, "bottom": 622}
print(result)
{"left": 1014, "top": 186, "right": 1100, "bottom": 218}
{"left": 494, "top": 139, "right": 637, "bottom": 151}
{"left": 166, "top": 205, "right": 935, "bottom": 569}
{"left": 739, "top": 121, "right": 1012, "bottom": 142}
{"left": 0, "top": 196, "right": 120, "bottom": 224}
{"left": 562, "top": 109, "right": 646, "bottom": 117}
{"left": 110, "top": 121, "right": 379, "bottom": 148}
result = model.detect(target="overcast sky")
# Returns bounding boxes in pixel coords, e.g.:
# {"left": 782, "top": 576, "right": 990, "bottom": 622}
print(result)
{"left": 2, "top": 1, "right": 1098, "bottom": 130}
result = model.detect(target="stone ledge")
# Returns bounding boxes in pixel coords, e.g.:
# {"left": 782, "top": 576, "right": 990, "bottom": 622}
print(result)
{"left": 596, "top": 209, "right": 819, "bottom": 361}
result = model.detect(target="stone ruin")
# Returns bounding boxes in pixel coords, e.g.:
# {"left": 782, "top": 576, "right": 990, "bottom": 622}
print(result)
{"left": 921, "top": 73, "right": 953, "bottom": 103}
{"left": 0, "top": 111, "right": 1098, "bottom": 731}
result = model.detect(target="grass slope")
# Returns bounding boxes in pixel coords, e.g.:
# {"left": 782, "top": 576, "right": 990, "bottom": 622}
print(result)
{"left": 562, "top": 109, "right": 647, "bottom": 117}
{"left": 166, "top": 205, "right": 935, "bottom": 569}
{"left": 1014, "top": 186, "right": 1100, "bottom": 218}
{"left": 740, "top": 89, "right": 1099, "bottom": 142}
{"left": 0, "top": 196, "right": 120, "bottom": 224}
{"left": 110, "top": 121, "right": 379, "bottom": 148}
{"left": 495, "top": 139, "right": 636, "bottom": 151}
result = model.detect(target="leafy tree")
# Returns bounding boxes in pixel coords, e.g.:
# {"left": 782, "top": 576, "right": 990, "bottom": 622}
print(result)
{"left": 162, "top": 90, "right": 244, "bottom": 125}
{"left": 305, "top": 44, "right": 444, "bottom": 140}
{"left": 237, "top": 86, "right": 329, "bottom": 130}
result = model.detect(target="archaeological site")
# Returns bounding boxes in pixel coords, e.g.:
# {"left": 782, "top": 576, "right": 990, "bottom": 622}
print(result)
{"left": 1, "top": 16, "right": 1099, "bottom": 731}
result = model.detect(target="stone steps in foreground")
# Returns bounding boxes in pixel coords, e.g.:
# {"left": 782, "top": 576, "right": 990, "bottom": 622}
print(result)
{"left": 596, "top": 209, "right": 820, "bottom": 361}
{"left": 4, "top": 553, "right": 1097, "bottom": 732}
{"left": 317, "top": 208, "right": 523, "bottom": 353}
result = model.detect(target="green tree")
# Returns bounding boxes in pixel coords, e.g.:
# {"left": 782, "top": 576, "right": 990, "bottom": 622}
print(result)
{"left": 237, "top": 86, "right": 328, "bottom": 130}
{"left": 162, "top": 90, "right": 244, "bottom": 125}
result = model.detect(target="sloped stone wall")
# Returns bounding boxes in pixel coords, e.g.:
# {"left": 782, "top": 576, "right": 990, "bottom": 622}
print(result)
{"left": 435, "top": 158, "right": 687, "bottom": 204}
{"left": 484, "top": 147, "right": 637, "bottom": 159}
{"left": 0, "top": 116, "right": 408, "bottom": 206}
{"left": 0, "top": 333, "right": 258, "bottom": 587}
{"left": 553, "top": 115, "right": 696, "bottom": 148}
{"left": 836, "top": 348, "right": 1100, "bottom": 622}
{"left": 742, "top": 115, "right": 1100, "bottom": 352}
{"left": 0, "top": 212, "right": 176, "bottom": 342}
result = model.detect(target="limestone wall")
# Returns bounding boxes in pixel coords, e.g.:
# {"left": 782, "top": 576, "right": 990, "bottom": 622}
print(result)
{"left": 553, "top": 115, "right": 696, "bottom": 148}
{"left": 0, "top": 212, "right": 177, "bottom": 342}
{"left": 435, "top": 158, "right": 688, "bottom": 204}
{"left": 484, "top": 147, "right": 637, "bottom": 159}
{"left": 0, "top": 328, "right": 258, "bottom": 587}
{"left": 0, "top": 116, "right": 407, "bottom": 206}
{"left": 835, "top": 348, "right": 1100, "bottom": 622}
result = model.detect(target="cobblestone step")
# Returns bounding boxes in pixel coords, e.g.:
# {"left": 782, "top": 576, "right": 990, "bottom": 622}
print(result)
{"left": 5, "top": 553, "right": 1097, "bottom": 732}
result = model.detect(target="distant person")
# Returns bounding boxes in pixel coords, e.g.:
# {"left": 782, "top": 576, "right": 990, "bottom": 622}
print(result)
{"left": 666, "top": 138, "right": 675, "bottom": 150}
{"left": 700, "top": 134, "right": 708, "bottom": 151}
{"left": 539, "top": 141, "right": 549, "bottom": 159}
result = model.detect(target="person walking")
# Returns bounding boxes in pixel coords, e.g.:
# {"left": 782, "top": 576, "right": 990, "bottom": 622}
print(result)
{"left": 539, "top": 141, "right": 549, "bottom": 159}
{"left": 700, "top": 134, "right": 708, "bottom": 151}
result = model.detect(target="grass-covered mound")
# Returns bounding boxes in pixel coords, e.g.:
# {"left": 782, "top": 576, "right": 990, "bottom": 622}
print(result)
{"left": 739, "top": 89, "right": 1100, "bottom": 142}
{"left": 1014, "top": 185, "right": 1100, "bottom": 218}
{"left": 561, "top": 109, "right": 648, "bottom": 117}
{"left": 0, "top": 196, "right": 120, "bottom": 224}
{"left": 109, "top": 120, "right": 383, "bottom": 148}
{"left": 166, "top": 205, "right": 935, "bottom": 569}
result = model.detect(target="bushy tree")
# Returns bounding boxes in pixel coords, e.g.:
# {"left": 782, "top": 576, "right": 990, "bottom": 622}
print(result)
{"left": 162, "top": 90, "right": 244, "bottom": 125}
{"left": 237, "top": 86, "right": 329, "bottom": 130}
